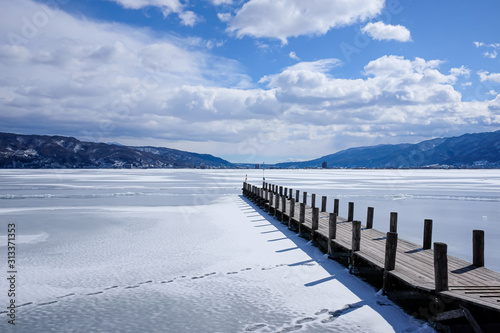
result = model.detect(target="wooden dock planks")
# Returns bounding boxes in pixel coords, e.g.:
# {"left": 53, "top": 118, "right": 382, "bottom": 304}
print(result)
{"left": 243, "top": 181, "right": 500, "bottom": 315}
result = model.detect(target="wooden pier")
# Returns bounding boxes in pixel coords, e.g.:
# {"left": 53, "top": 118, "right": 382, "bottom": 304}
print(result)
{"left": 243, "top": 182, "right": 500, "bottom": 332}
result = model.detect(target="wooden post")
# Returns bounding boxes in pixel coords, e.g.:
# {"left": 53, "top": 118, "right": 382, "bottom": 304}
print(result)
{"left": 279, "top": 186, "right": 283, "bottom": 196}
{"left": 352, "top": 220, "right": 361, "bottom": 252}
{"left": 351, "top": 220, "right": 361, "bottom": 274}
{"left": 334, "top": 199, "right": 339, "bottom": 216}
{"left": 272, "top": 184, "right": 275, "bottom": 193}
{"left": 321, "top": 196, "right": 327, "bottom": 212}
{"left": 423, "top": 219, "right": 433, "bottom": 250}
{"left": 289, "top": 198, "right": 295, "bottom": 229}
{"left": 383, "top": 231, "right": 398, "bottom": 293}
{"left": 274, "top": 193, "right": 280, "bottom": 218}
{"left": 434, "top": 242, "right": 448, "bottom": 292}
{"left": 289, "top": 188, "right": 293, "bottom": 199}
{"left": 366, "top": 207, "right": 374, "bottom": 229}
{"left": 328, "top": 213, "right": 337, "bottom": 256}
{"left": 311, "top": 193, "right": 316, "bottom": 208}
{"left": 295, "top": 189, "right": 300, "bottom": 202}
{"left": 263, "top": 189, "right": 269, "bottom": 211}
{"left": 348, "top": 202, "right": 354, "bottom": 221}
{"left": 284, "top": 187, "right": 288, "bottom": 198}
{"left": 269, "top": 189, "right": 274, "bottom": 210}
{"left": 312, "top": 207, "right": 319, "bottom": 240}
{"left": 473, "top": 230, "right": 485, "bottom": 267}
{"left": 299, "top": 203, "right": 305, "bottom": 234}
{"left": 302, "top": 191, "right": 307, "bottom": 205}
{"left": 384, "top": 232, "right": 398, "bottom": 271}
{"left": 390, "top": 212, "right": 398, "bottom": 233}
{"left": 281, "top": 195, "right": 286, "bottom": 222}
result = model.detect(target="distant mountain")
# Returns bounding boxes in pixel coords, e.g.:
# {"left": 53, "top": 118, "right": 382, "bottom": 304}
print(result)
{"left": 0, "top": 132, "right": 232, "bottom": 169}
{"left": 275, "top": 130, "right": 500, "bottom": 169}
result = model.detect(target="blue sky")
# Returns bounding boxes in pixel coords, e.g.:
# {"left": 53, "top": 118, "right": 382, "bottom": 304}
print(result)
{"left": 1, "top": 0, "right": 500, "bottom": 163}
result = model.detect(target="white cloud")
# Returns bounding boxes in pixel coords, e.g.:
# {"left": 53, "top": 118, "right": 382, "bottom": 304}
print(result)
{"left": 483, "top": 51, "right": 498, "bottom": 59}
{"left": 0, "top": 0, "right": 252, "bottom": 141}
{"left": 210, "top": 0, "right": 232, "bottom": 5}
{"left": 361, "top": 21, "right": 411, "bottom": 42}
{"left": 289, "top": 51, "right": 300, "bottom": 61}
{"left": 111, "top": 0, "right": 183, "bottom": 10}
{"left": 450, "top": 66, "right": 470, "bottom": 79}
{"left": 110, "top": 0, "right": 201, "bottom": 26}
{"left": 478, "top": 71, "right": 500, "bottom": 83}
{"left": 227, "top": 0, "right": 385, "bottom": 43}
{"left": 217, "top": 12, "right": 232, "bottom": 22}
{"left": 474, "top": 41, "right": 500, "bottom": 58}
{"left": 254, "top": 41, "right": 270, "bottom": 50}
{"left": 260, "top": 56, "right": 472, "bottom": 130}
{"left": 474, "top": 41, "right": 500, "bottom": 48}
{"left": 489, "top": 94, "right": 500, "bottom": 111}
{"left": 2, "top": 0, "right": 500, "bottom": 162}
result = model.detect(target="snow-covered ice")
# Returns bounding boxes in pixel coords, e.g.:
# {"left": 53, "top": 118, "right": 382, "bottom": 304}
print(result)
{"left": 1, "top": 168, "right": 498, "bottom": 332}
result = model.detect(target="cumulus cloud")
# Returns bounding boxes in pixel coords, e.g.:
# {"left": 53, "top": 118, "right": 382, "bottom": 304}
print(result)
{"left": 361, "top": 21, "right": 411, "bottom": 42}
{"left": 450, "top": 66, "right": 470, "bottom": 79}
{"left": 110, "top": 0, "right": 200, "bottom": 26}
{"left": 263, "top": 56, "right": 459, "bottom": 106}
{"left": 478, "top": 71, "right": 500, "bottom": 83}
{"left": 259, "top": 56, "right": 491, "bottom": 135}
{"left": 0, "top": 1, "right": 251, "bottom": 140}
{"left": 1, "top": 0, "right": 499, "bottom": 162}
{"left": 227, "top": 0, "right": 385, "bottom": 43}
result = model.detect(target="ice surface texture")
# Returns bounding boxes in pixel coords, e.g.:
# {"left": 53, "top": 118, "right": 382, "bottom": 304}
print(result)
{"left": 1, "top": 169, "right": 493, "bottom": 332}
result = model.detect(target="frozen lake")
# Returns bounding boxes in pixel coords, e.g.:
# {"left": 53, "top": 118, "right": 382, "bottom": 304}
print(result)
{"left": 1, "top": 168, "right": 499, "bottom": 332}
